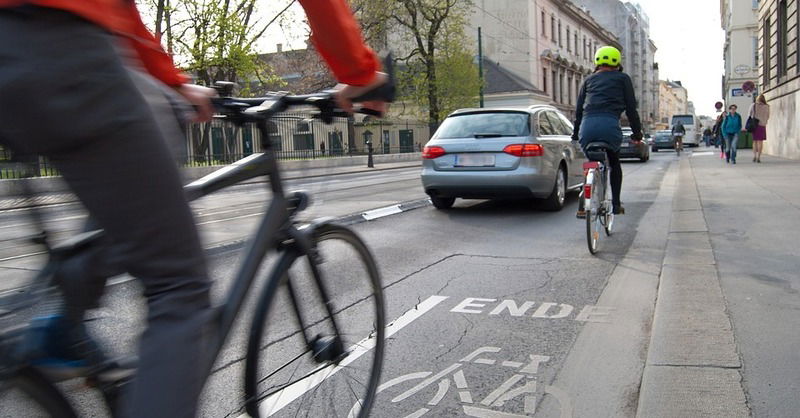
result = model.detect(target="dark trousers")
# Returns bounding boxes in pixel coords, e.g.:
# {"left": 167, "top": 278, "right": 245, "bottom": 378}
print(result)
{"left": 0, "top": 8, "right": 211, "bottom": 418}
{"left": 579, "top": 114, "right": 623, "bottom": 207}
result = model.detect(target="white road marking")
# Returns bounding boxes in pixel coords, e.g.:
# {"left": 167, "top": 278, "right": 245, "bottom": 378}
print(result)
{"left": 361, "top": 204, "right": 403, "bottom": 221}
{"left": 692, "top": 151, "right": 715, "bottom": 157}
{"left": 249, "top": 295, "right": 449, "bottom": 418}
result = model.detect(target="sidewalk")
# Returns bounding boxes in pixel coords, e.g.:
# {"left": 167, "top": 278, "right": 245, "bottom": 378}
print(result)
{"left": 637, "top": 150, "right": 800, "bottom": 417}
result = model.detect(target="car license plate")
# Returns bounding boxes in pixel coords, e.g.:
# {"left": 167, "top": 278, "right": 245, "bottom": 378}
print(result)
{"left": 455, "top": 153, "right": 495, "bottom": 167}
{"left": 621, "top": 142, "right": 630, "bottom": 147}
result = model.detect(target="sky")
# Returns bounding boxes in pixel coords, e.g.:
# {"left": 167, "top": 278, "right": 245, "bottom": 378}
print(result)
{"left": 255, "top": 0, "right": 726, "bottom": 117}
{"left": 631, "top": 0, "right": 726, "bottom": 117}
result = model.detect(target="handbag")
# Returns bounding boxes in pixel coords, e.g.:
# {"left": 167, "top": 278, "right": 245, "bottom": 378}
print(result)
{"left": 746, "top": 105, "right": 760, "bottom": 133}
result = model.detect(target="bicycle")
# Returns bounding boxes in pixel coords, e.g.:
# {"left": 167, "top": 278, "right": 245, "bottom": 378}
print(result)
{"left": 674, "top": 135, "right": 683, "bottom": 156}
{"left": 0, "top": 68, "right": 395, "bottom": 417}
{"left": 581, "top": 143, "right": 615, "bottom": 255}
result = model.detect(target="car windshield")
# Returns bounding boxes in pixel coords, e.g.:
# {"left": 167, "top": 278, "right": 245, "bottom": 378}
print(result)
{"left": 672, "top": 115, "right": 694, "bottom": 125}
{"left": 435, "top": 112, "right": 530, "bottom": 139}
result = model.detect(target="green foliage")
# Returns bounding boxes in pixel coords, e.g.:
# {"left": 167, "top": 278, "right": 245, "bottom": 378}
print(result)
{"left": 384, "top": 0, "right": 480, "bottom": 126}
{"left": 138, "top": 0, "right": 284, "bottom": 96}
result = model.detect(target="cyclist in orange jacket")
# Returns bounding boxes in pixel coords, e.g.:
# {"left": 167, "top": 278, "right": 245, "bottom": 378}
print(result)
{"left": 0, "top": 1, "right": 387, "bottom": 416}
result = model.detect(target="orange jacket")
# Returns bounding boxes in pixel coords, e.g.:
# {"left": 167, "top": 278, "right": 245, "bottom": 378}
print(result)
{"left": 1, "top": 0, "right": 378, "bottom": 87}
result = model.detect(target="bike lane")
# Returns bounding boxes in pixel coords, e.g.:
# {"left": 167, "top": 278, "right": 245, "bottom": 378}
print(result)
{"left": 342, "top": 157, "right": 676, "bottom": 418}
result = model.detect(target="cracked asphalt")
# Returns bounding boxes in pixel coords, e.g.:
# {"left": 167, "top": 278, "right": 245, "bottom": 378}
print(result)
{"left": 1, "top": 155, "right": 673, "bottom": 417}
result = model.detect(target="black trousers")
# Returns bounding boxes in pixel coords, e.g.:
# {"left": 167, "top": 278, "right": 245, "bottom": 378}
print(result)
{"left": 0, "top": 8, "right": 211, "bottom": 418}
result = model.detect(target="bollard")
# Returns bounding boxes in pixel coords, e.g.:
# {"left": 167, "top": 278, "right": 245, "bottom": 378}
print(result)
{"left": 366, "top": 140, "right": 374, "bottom": 168}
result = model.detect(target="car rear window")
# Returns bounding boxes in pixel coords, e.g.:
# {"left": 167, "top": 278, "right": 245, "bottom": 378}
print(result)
{"left": 671, "top": 115, "right": 694, "bottom": 125}
{"left": 435, "top": 112, "right": 530, "bottom": 139}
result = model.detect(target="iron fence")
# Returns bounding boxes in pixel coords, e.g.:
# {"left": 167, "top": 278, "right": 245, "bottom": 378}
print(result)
{"left": 0, "top": 111, "right": 428, "bottom": 179}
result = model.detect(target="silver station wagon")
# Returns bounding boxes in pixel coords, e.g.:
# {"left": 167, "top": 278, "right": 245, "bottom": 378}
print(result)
{"left": 421, "top": 106, "right": 586, "bottom": 211}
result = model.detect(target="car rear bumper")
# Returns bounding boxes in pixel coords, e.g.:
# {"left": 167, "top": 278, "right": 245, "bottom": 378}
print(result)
{"left": 421, "top": 164, "right": 554, "bottom": 199}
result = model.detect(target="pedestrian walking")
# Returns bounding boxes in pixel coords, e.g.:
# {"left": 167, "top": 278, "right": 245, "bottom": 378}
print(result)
{"left": 748, "top": 94, "right": 770, "bottom": 163}
{"left": 702, "top": 127, "right": 712, "bottom": 147}
{"left": 721, "top": 104, "right": 743, "bottom": 164}
{"left": 712, "top": 112, "right": 726, "bottom": 158}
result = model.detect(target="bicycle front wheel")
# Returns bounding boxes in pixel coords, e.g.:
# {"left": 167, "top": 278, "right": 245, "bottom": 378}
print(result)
{"left": 0, "top": 366, "right": 78, "bottom": 418}
{"left": 586, "top": 171, "right": 602, "bottom": 254}
{"left": 244, "top": 223, "right": 385, "bottom": 418}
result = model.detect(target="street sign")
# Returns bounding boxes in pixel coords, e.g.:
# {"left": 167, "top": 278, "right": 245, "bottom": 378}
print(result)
{"left": 715, "top": 101, "right": 723, "bottom": 110}
{"left": 731, "top": 88, "right": 744, "bottom": 97}
{"left": 734, "top": 64, "right": 751, "bottom": 75}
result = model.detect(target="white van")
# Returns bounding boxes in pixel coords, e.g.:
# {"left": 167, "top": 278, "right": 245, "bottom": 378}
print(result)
{"left": 670, "top": 114, "right": 700, "bottom": 147}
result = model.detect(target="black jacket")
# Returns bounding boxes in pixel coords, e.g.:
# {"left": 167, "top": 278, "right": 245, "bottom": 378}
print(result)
{"left": 572, "top": 70, "right": 643, "bottom": 140}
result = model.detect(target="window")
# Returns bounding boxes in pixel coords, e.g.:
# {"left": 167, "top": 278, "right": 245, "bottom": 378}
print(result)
{"left": 545, "top": 111, "right": 572, "bottom": 136}
{"left": 541, "top": 10, "right": 546, "bottom": 36}
{"left": 435, "top": 112, "right": 531, "bottom": 139}
{"left": 559, "top": 72, "right": 565, "bottom": 103}
{"left": 537, "top": 112, "right": 555, "bottom": 136}
{"left": 558, "top": 20, "right": 563, "bottom": 47}
{"left": 764, "top": 16, "right": 771, "bottom": 85}
{"left": 567, "top": 74, "right": 573, "bottom": 105}
{"left": 575, "top": 33, "right": 579, "bottom": 56}
{"left": 753, "top": 36, "right": 759, "bottom": 68}
{"left": 567, "top": 27, "right": 571, "bottom": 52}
{"left": 543, "top": 69, "right": 548, "bottom": 93}
{"left": 583, "top": 37, "right": 587, "bottom": 59}
{"left": 552, "top": 69, "right": 557, "bottom": 101}
{"left": 752, "top": 0, "right": 759, "bottom": 9}
{"left": 551, "top": 16, "right": 556, "bottom": 42}
{"left": 778, "top": 0, "right": 788, "bottom": 77}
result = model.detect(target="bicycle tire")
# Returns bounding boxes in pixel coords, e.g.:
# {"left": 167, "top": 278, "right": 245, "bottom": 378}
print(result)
{"left": 603, "top": 176, "right": 614, "bottom": 237}
{"left": 0, "top": 366, "right": 78, "bottom": 418}
{"left": 585, "top": 171, "right": 600, "bottom": 255}
{"left": 244, "top": 223, "right": 385, "bottom": 418}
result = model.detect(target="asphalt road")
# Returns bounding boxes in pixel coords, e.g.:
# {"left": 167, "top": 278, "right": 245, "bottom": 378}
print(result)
{"left": 2, "top": 154, "right": 673, "bottom": 417}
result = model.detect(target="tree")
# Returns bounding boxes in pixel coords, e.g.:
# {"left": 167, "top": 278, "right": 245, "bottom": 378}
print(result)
{"left": 384, "top": 0, "right": 480, "bottom": 129}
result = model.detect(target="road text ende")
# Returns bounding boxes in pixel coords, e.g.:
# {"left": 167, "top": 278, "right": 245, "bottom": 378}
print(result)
{"left": 448, "top": 297, "right": 615, "bottom": 323}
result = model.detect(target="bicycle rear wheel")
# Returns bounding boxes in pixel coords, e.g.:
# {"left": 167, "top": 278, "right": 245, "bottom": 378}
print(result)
{"left": 0, "top": 366, "right": 78, "bottom": 418}
{"left": 585, "top": 170, "right": 602, "bottom": 254}
{"left": 244, "top": 223, "right": 385, "bottom": 418}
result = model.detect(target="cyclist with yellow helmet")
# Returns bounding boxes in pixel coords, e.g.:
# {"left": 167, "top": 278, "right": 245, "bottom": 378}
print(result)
{"left": 572, "top": 46, "right": 643, "bottom": 215}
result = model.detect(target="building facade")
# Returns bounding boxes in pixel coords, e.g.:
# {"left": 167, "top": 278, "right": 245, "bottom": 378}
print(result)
{"left": 573, "top": 0, "right": 660, "bottom": 131}
{"left": 757, "top": 0, "right": 800, "bottom": 159}
{"left": 469, "top": 0, "right": 620, "bottom": 119}
{"left": 721, "top": 0, "right": 760, "bottom": 113}
{"left": 657, "top": 80, "right": 689, "bottom": 130}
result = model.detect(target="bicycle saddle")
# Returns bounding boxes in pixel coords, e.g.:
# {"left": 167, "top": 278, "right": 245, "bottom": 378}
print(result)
{"left": 584, "top": 142, "right": 612, "bottom": 162}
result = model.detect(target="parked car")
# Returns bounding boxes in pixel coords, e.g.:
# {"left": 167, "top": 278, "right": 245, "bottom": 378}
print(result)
{"left": 420, "top": 106, "right": 586, "bottom": 211}
{"left": 651, "top": 129, "right": 676, "bottom": 152}
{"left": 619, "top": 128, "right": 649, "bottom": 162}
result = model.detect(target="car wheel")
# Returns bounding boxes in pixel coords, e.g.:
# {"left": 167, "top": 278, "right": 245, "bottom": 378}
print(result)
{"left": 430, "top": 196, "right": 455, "bottom": 210}
{"left": 541, "top": 165, "right": 566, "bottom": 211}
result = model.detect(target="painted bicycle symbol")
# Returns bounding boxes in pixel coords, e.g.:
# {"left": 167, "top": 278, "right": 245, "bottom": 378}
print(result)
{"left": 348, "top": 346, "right": 573, "bottom": 418}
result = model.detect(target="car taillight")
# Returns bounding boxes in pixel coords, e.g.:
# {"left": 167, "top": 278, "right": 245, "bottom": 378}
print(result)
{"left": 422, "top": 146, "right": 446, "bottom": 159}
{"left": 503, "top": 144, "right": 544, "bottom": 157}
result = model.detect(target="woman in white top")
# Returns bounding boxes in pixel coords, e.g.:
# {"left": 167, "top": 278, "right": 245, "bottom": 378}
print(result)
{"left": 749, "top": 94, "right": 770, "bottom": 163}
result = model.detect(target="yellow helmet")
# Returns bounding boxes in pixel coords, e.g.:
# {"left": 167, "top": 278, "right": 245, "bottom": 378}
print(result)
{"left": 594, "top": 46, "right": 622, "bottom": 67}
